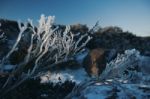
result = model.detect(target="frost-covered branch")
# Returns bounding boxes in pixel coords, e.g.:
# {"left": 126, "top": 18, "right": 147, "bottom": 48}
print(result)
{"left": 0, "top": 14, "right": 91, "bottom": 94}
{"left": 100, "top": 49, "right": 140, "bottom": 80}
{"left": 6, "top": 21, "right": 27, "bottom": 59}
{"left": 0, "top": 22, "right": 28, "bottom": 70}
{"left": 99, "top": 48, "right": 150, "bottom": 86}
{"left": 0, "top": 32, "right": 4, "bottom": 39}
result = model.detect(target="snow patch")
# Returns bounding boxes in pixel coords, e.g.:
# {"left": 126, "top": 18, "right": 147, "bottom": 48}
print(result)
{"left": 67, "top": 81, "right": 150, "bottom": 99}
{"left": 40, "top": 68, "right": 89, "bottom": 84}
{"left": 74, "top": 49, "right": 89, "bottom": 65}
{"left": 1, "top": 64, "right": 15, "bottom": 72}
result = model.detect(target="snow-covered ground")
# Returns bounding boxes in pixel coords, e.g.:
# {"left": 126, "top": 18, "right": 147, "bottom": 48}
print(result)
{"left": 41, "top": 49, "right": 150, "bottom": 84}
{"left": 66, "top": 80, "right": 150, "bottom": 99}
{"left": 40, "top": 49, "right": 150, "bottom": 99}
{"left": 1, "top": 49, "right": 150, "bottom": 98}
{"left": 40, "top": 68, "right": 90, "bottom": 84}
{"left": 40, "top": 49, "right": 90, "bottom": 84}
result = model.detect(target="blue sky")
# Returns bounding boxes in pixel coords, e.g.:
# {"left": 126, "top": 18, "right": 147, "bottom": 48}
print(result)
{"left": 0, "top": 0, "right": 150, "bottom": 36}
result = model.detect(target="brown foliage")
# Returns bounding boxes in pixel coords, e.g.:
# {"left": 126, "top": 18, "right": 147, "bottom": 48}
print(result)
{"left": 83, "top": 48, "right": 106, "bottom": 78}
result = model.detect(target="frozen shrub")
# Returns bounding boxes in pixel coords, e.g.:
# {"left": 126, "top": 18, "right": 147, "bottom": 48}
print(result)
{"left": 0, "top": 15, "right": 91, "bottom": 95}
{"left": 99, "top": 49, "right": 150, "bottom": 84}
{"left": 100, "top": 49, "right": 140, "bottom": 80}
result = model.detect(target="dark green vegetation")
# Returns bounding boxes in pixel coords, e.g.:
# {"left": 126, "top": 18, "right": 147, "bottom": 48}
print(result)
{"left": 0, "top": 77, "right": 75, "bottom": 99}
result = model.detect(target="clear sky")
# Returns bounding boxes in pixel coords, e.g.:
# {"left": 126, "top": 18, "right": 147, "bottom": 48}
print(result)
{"left": 0, "top": 0, "right": 150, "bottom": 36}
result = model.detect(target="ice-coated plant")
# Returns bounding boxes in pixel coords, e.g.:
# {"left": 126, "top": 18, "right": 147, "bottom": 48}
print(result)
{"left": 0, "top": 26, "right": 7, "bottom": 44}
{"left": 66, "top": 49, "right": 150, "bottom": 99}
{"left": 100, "top": 49, "right": 150, "bottom": 85}
{"left": 0, "top": 14, "right": 92, "bottom": 95}
{"left": 100, "top": 49, "right": 141, "bottom": 80}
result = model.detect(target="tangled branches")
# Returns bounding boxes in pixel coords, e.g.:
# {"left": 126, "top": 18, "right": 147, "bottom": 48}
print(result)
{"left": 0, "top": 15, "right": 91, "bottom": 95}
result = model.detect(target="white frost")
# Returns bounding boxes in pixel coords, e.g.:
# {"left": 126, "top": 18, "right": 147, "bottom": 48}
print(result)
{"left": 40, "top": 68, "right": 89, "bottom": 84}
